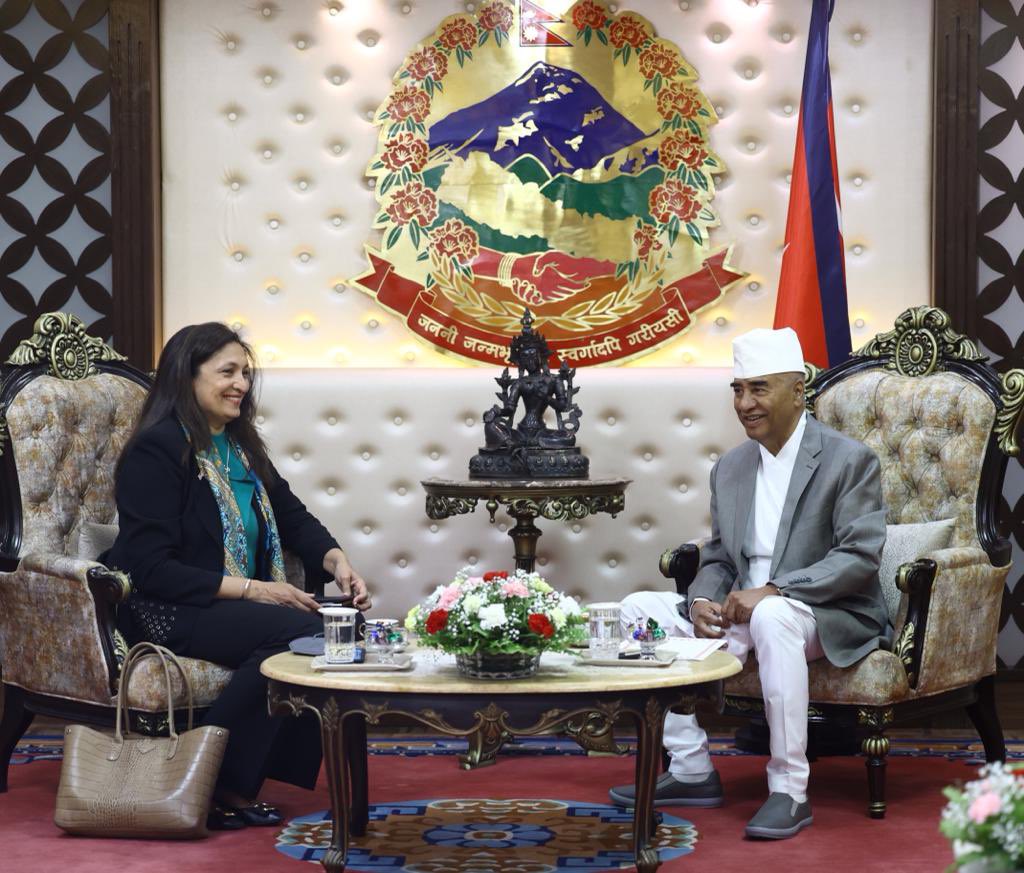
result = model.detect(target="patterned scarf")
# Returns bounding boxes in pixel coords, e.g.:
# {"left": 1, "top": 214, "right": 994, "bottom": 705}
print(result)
{"left": 187, "top": 425, "right": 287, "bottom": 583}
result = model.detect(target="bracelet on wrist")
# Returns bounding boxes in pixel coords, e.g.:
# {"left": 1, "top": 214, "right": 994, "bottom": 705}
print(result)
{"left": 241, "top": 579, "right": 253, "bottom": 600}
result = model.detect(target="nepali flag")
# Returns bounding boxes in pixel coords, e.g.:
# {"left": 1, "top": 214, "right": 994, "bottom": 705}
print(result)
{"left": 773, "top": 0, "right": 851, "bottom": 369}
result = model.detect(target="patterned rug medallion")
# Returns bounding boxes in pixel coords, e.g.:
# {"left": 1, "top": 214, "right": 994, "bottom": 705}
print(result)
{"left": 274, "top": 798, "right": 696, "bottom": 871}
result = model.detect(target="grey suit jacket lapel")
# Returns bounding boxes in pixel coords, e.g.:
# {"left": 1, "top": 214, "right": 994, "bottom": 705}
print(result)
{"left": 769, "top": 417, "right": 823, "bottom": 577}
{"left": 731, "top": 441, "right": 758, "bottom": 580}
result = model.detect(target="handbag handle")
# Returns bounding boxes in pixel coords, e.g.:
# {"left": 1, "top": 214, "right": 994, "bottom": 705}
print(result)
{"left": 114, "top": 642, "right": 196, "bottom": 759}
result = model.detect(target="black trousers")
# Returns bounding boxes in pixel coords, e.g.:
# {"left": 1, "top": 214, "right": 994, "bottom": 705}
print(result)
{"left": 182, "top": 601, "right": 324, "bottom": 799}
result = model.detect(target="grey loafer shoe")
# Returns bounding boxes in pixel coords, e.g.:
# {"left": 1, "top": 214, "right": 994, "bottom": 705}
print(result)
{"left": 608, "top": 770, "right": 724, "bottom": 808}
{"left": 744, "top": 793, "right": 813, "bottom": 839}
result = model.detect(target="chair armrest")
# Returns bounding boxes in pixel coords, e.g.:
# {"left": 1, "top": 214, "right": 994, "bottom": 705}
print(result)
{"left": 906, "top": 547, "right": 1009, "bottom": 697}
{"left": 658, "top": 539, "right": 707, "bottom": 596}
{"left": 0, "top": 553, "right": 131, "bottom": 701}
{"left": 892, "top": 558, "right": 937, "bottom": 689}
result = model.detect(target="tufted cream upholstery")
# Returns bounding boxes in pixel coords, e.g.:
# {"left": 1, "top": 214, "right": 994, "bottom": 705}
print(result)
{"left": 815, "top": 370, "right": 995, "bottom": 550}
{"left": 6, "top": 374, "right": 145, "bottom": 557}
{"left": 254, "top": 366, "right": 744, "bottom": 618}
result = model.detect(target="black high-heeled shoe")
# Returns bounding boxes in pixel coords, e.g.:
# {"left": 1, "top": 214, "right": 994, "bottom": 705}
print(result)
{"left": 232, "top": 801, "right": 283, "bottom": 826}
{"left": 206, "top": 804, "right": 248, "bottom": 831}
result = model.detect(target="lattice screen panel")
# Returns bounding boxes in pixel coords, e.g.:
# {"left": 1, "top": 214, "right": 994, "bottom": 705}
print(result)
{"left": 979, "top": 0, "right": 1024, "bottom": 670}
{"left": 0, "top": 0, "right": 112, "bottom": 361}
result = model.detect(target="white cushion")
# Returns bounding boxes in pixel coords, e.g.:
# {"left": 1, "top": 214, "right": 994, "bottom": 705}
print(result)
{"left": 78, "top": 522, "right": 119, "bottom": 561}
{"left": 878, "top": 519, "right": 956, "bottom": 622}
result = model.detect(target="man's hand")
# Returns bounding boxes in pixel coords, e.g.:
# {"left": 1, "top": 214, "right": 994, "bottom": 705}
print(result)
{"left": 691, "top": 600, "right": 729, "bottom": 639}
{"left": 722, "top": 585, "right": 779, "bottom": 624}
{"left": 324, "top": 548, "right": 372, "bottom": 611}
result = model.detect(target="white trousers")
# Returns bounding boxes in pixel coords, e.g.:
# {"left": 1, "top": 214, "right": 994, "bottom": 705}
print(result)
{"left": 620, "top": 590, "right": 824, "bottom": 801}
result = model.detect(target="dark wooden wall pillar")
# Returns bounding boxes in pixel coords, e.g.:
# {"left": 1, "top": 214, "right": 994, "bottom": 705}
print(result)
{"left": 932, "top": 0, "right": 980, "bottom": 331}
{"left": 109, "top": 0, "right": 162, "bottom": 371}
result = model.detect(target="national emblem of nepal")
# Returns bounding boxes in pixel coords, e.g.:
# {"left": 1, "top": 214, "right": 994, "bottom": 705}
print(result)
{"left": 354, "top": 0, "right": 747, "bottom": 367}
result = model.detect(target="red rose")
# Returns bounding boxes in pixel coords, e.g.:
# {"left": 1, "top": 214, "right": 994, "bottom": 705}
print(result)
{"left": 609, "top": 15, "right": 648, "bottom": 48}
{"left": 483, "top": 570, "right": 510, "bottom": 581}
{"left": 633, "top": 224, "right": 662, "bottom": 259}
{"left": 406, "top": 46, "right": 448, "bottom": 82}
{"left": 429, "top": 218, "right": 480, "bottom": 265}
{"left": 572, "top": 0, "right": 607, "bottom": 31}
{"left": 639, "top": 41, "right": 681, "bottom": 80}
{"left": 385, "top": 180, "right": 438, "bottom": 227}
{"left": 425, "top": 609, "right": 449, "bottom": 634}
{"left": 659, "top": 130, "right": 708, "bottom": 172}
{"left": 478, "top": 1, "right": 513, "bottom": 32}
{"left": 380, "top": 133, "right": 429, "bottom": 173}
{"left": 649, "top": 179, "right": 701, "bottom": 224}
{"left": 387, "top": 85, "right": 431, "bottom": 123}
{"left": 657, "top": 82, "right": 702, "bottom": 121}
{"left": 528, "top": 613, "right": 554, "bottom": 638}
{"left": 439, "top": 17, "right": 477, "bottom": 52}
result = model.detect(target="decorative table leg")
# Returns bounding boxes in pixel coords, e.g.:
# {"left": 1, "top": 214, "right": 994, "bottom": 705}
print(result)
{"left": 508, "top": 511, "right": 541, "bottom": 574}
{"left": 459, "top": 714, "right": 512, "bottom": 770}
{"left": 344, "top": 713, "right": 369, "bottom": 837}
{"left": 320, "top": 699, "right": 350, "bottom": 873}
{"left": 632, "top": 696, "right": 666, "bottom": 872}
{"left": 862, "top": 732, "right": 889, "bottom": 820}
{"left": 564, "top": 713, "right": 626, "bottom": 756}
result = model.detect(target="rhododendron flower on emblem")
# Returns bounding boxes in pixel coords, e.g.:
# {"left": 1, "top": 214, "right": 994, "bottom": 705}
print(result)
{"left": 633, "top": 224, "right": 662, "bottom": 259}
{"left": 609, "top": 15, "right": 649, "bottom": 49}
{"left": 385, "top": 181, "right": 438, "bottom": 227}
{"left": 386, "top": 85, "right": 431, "bottom": 123}
{"left": 639, "top": 40, "right": 682, "bottom": 81}
{"left": 439, "top": 17, "right": 477, "bottom": 52}
{"left": 659, "top": 129, "right": 708, "bottom": 172}
{"left": 572, "top": 0, "right": 607, "bottom": 31}
{"left": 657, "top": 82, "right": 702, "bottom": 121}
{"left": 478, "top": 2, "right": 513, "bottom": 33}
{"left": 405, "top": 46, "right": 448, "bottom": 82}
{"left": 380, "top": 133, "right": 429, "bottom": 173}
{"left": 649, "top": 179, "right": 701, "bottom": 224}
{"left": 429, "top": 219, "right": 480, "bottom": 265}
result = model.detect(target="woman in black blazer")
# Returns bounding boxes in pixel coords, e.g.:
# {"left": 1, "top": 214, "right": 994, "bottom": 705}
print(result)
{"left": 106, "top": 322, "right": 371, "bottom": 830}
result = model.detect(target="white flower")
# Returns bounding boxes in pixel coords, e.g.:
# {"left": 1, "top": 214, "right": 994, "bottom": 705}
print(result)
{"left": 463, "top": 594, "right": 483, "bottom": 614}
{"left": 478, "top": 603, "right": 508, "bottom": 630}
{"left": 532, "top": 578, "right": 553, "bottom": 594}
{"left": 550, "top": 608, "right": 566, "bottom": 629}
{"left": 558, "top": 595, "right": 581, "bottom": 616}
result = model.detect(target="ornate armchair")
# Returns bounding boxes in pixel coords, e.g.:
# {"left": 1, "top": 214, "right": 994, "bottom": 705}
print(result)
{"left": 0, "top": 314, "right": 281, "bottom": 790}
{"left": 660, "top": 306, "right": 1022, "bottom": 818}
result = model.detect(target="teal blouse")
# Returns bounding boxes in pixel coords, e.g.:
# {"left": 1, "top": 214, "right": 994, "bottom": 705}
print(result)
{"left": 211, "top": 431, "right": 258, "bottom": 575}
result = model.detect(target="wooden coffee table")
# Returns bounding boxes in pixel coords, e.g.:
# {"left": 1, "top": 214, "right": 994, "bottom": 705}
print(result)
{"left": 262, "top": 649, "right": 741, "bottom": 873}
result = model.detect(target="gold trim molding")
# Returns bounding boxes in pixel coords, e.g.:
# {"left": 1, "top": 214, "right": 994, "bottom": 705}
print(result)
{"left": 7, "top": 312, "right": 125, "bottom": 380}
{"left": 996, "top": 369, "right": 1024, "bottom": 457}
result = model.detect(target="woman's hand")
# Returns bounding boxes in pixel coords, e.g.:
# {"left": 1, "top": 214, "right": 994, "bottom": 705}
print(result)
{"left": 324, "top": 548, "right": 372, "bottom": 611}
{"left": 247, "top": 579, "right": 320, "bottom": 612}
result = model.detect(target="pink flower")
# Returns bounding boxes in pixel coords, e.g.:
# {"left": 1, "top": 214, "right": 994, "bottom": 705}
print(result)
{"left": 438, "top": 583, "right": 462, "bottom": 609}
{"left": 968, "top": 792, "right": 1002, "bottom": 823}
{"left": 500, "top": 580, "right": 529, "bottom": 597}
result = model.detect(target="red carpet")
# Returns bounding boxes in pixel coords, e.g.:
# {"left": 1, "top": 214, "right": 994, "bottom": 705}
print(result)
{"left": 3, "top": 752, "right": 962, "bottom": 872}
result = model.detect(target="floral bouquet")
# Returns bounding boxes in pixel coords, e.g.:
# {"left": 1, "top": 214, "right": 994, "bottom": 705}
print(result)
{"left": 939, "top": 762, "right": 1024, "bottom": 871}
{"left": 405, "top": 568, "right": 586, "bottom": 668}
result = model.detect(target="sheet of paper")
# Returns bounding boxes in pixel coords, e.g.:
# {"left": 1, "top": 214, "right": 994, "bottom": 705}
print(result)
{"left": 654, "top": 638, "right": 727, "bottom": 661}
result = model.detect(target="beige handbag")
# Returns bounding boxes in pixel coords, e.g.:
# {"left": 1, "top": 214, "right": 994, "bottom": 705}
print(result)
{"left": 54, "top": 642, "right": 229, "bottom": 839}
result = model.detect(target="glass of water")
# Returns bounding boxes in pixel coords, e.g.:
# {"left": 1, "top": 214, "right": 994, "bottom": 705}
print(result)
{"left": 586, "top": 602, "right": 622, "bottom": 660}
{"left": 320, "top": 606, "right": 358, "bottom": 664}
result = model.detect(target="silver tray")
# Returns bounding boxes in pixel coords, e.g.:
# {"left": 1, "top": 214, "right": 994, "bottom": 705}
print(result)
{"left": 575, "top": 654, "right": 676, "bottom": 668}
{"left": 310, "top": 653, "right": 414, "bottom": 672}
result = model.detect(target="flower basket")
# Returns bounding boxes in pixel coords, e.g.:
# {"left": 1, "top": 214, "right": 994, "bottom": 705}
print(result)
{"left": 455, "top": 650, "right": 541, "bottom": 679}
{"left": 406, "top": 568, "right": 586, "bottom": 680}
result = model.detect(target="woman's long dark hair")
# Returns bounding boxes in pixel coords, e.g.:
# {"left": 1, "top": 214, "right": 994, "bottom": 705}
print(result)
{"left": 115, "top": 323, "right": 275, "bottom": 484}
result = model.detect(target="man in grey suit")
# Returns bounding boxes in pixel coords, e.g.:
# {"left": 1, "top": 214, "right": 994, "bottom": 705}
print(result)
{"left": 608, "top": 327, "right": 890, "bottom": 839}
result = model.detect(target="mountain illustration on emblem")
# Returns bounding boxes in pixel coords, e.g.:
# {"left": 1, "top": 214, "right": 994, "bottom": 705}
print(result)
{"left": 429, "top": 61, "right": 654, "bottom": 177}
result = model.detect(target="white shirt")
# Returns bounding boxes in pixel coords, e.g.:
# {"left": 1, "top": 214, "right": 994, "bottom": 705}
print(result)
{"left": 689, "top": 412, "right": 807, "bottom": 617}
{"left": 743, "top": 412, "right": 807, "bottom": 589}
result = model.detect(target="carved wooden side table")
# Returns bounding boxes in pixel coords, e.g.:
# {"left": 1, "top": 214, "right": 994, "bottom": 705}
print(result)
{"left": 421, "top": 476, "right": 630, "bottom": 574}
{"left": 263, "top": 649, "right": 741, "bottom": 873}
